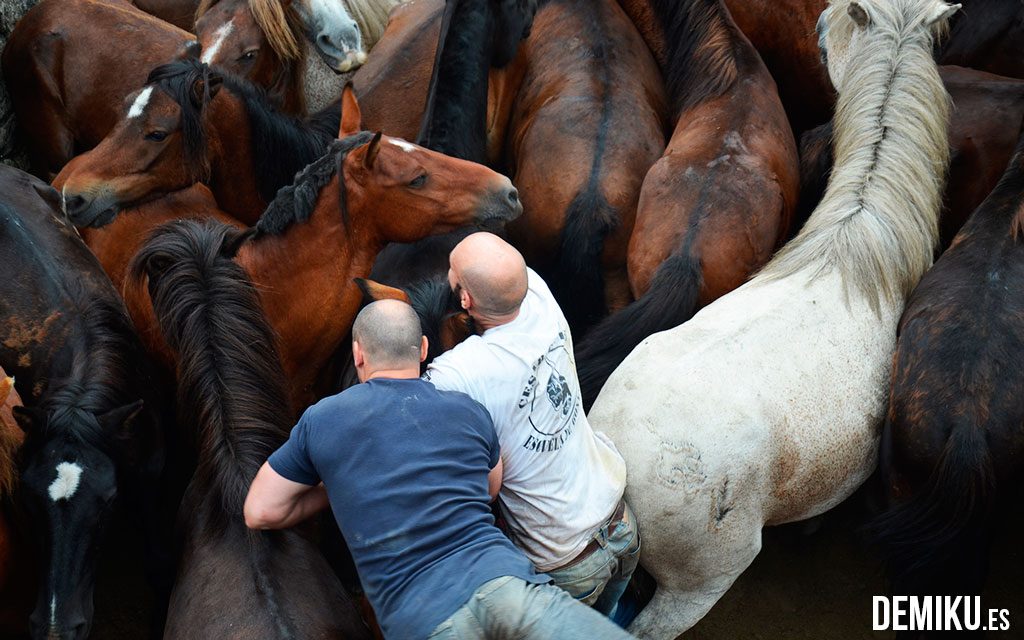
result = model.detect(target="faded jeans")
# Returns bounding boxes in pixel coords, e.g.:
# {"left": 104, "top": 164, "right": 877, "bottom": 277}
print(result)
{"left": 426, "top": 576, "right": 634, "bottom": 639}
{"left": 545, "top": 501, "right": 641, "bottom": 616}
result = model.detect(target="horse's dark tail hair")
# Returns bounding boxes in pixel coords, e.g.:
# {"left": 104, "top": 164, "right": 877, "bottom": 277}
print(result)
{"left": 547, "top": 187, "right": 619, "bottom": 333}
{"left": 867, "top": 420, "right": 997, "bottom": 594}
{"left": 576, "top": 253, "right": 702, "bottom": 410}
{"left": 130, "top": 220, "right": 286, "bottom": 522}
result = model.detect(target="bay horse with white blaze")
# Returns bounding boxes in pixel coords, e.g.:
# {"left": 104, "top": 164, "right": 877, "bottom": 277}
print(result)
{"left": 576, "top": 0, "right": 800, "bottom": 408}
{"left": 0, "top": 165, "right": 165, "bottom": 640}
{"left": 134, "top": 220, "right": 370, "bottom": 639}
{"left": 869, "top": 116, "right": 1024, "bottom": 603}
{"left": 587, "top": 1, "right": 957, "bottom": 636}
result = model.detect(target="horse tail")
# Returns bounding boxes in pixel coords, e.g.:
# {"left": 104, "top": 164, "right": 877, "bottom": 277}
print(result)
{"left": 130, "top": 220, "right": 287, "bottom": 520}
{"left": 548, "top": 187, "right": 620, "bottom": 332}
{"left": 576, "top": 252, "right": 702, "bottom": 410}
{"left": 868, "top": 420, "right": 996, "bottom": 593}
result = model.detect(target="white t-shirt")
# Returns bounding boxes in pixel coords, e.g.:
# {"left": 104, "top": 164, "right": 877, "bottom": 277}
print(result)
{"left": 424, "top": 268, "right": 627, "bottom": 570}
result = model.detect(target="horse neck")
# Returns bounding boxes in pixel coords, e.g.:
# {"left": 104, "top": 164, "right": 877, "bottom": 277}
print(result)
{"left": 206, "top": 92, "right": 265, "bottom": 223}
{"left": 417, "top": 0, "right": 494, "bottom": 161}
{"left": 622, "top": 0, "right": 749, "bottom": 116}
{"left": 759, "top": 9, "right": 950, "bottom": 310}
{"left": 989, "top": 127, "right": 1024, "bottom": 237}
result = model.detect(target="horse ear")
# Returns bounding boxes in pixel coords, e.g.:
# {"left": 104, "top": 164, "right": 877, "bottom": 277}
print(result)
{"left": 98, "top": 400, "right": 145, "bottom": 433}
{"left": 339, "top": 84, "right": 362, "bottom": 138}
{"left": 11, "top": 406, "right": 43, "bottom": 434}
{"left": 190, "top": 70, "right": 223, "bottom": 108}
{"left": 355, "top": 278, "right": 412, "bottom": 303}
{"left": 364, "top": 131, "right": 383, "bottom": 169}
{"left": 926, "top": 2, "right": 960, "bottom": 26}
{"left": 847, "top": 2, "right": 870, "bottom": 27}
{"left": 176, "top": 39, "right": 201, "bottom": 61}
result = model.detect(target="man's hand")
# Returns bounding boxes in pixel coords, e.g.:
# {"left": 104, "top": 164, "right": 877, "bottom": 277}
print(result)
{"left": 244, "top": 461, "right": 330, "bottom": 529}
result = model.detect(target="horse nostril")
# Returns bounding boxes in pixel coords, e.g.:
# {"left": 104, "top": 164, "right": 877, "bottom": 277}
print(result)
{"left": 506, "top": 188, "right": 519, "bottom": 205}
{"left": 65, "top": 195, "right": 86, "bottom": 215}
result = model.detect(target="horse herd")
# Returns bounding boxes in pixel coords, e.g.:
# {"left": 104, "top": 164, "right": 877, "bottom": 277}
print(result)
{"left": 0, "top": 0, "right": 1021, "bottom": 638}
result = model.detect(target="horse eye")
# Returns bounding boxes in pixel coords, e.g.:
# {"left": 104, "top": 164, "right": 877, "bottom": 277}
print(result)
{"left": 409, "top": 174, "right": 427, "bottom": 188}
{"left": 145, "top": 131, "right": 168, "bottom": 142}
{"left": 240, "top": 50, "right": 258, "bottom": 61}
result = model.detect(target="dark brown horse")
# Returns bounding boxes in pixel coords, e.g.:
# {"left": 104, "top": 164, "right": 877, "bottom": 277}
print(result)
{"left": 504, "top": 0, "right": 666, "bottom": 330}
{"left": 54, "top": 59, "right": 340, "bottom": 227}
{"left": 798, "top": 67, "right": 1024, "bottom": 249}
{"left": 0, "top": 165, "right": 164, "bottom": 640}
{"left": 134, "top": 220, "right": 370, "bottom": 640}
{"left": 0, "top": 371, "right": 32, "bottom": 639}
{"left": 120, "top": 87, "right": 521, "bottom": 411}
{"left": 1, "top": 0, "right": 195, "bottom": 178}
{"left": 936, "top": 0, "right": 1024, "bottom": 80}
{"left": 576, "top": 0, "right": 799, "bottom": 407}
{"left": 869, "top": 116, "right": 1024, "bottom": 602}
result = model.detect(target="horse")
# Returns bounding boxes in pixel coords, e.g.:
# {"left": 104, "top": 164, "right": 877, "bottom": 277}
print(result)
{"left": 866, "top": 116, "right": 1024, "bottom": 603}
{"left": 587, "top": 1, "right": 957, "bottom": 636}
{"left": 0, "top": 371, "right": 33, "bottom": 639}
{"left": 575, "top": 0, "right": 800, "bottom": 407}
{"left": 119, "top": 86, "right": 521, "bottom": 411}
{"left": 503, "top": 0, "right": 666, "bottom": 331}
{"left": 193, "top": 0, "right": 395, "bottom": 114}
{"left": 937, "top": 0, "right": 1024, "bottom": 80}
{"left": 132, "top": 0, "right": 202, "bottom": 29}
{"left": 133, "top": 220, "right": 371, "bottom": 639}
{"left": 1, "top": 0, "right": 196, "bottom": 178}
{"left": 0, "top": 165, "right": 165, "bottom": 640}
{"left": 54, "top": 58, "right": 340, "bottom": 227}
{"left": 797, "top": 66, "right": 1024, "bottom": 249}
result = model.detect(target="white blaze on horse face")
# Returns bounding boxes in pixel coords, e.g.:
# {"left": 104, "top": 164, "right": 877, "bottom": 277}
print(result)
{"left": 128, "top": 87, "right": 153, "bottom": 120}
{"left": 50, "top": 596, "right": 56, "bottom": 627}
{"left": 48, "top": 461, "right": 84, "bottom": 502}
{"left": 390, "top": 139, "right": 417, "bottom": 153}
{"left": 201, "top": 19, "right": 235, "bottom": 64}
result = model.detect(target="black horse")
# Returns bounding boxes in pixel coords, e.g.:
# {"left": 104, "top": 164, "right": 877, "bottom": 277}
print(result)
{"left": 0, "top": 165, "right": 164, "bottom": 640}
{"left": 869, "top": 116, "right": 1024, "bottom": 604}
{"left": 132, "top": 219, "right": 369, "bottom": 639}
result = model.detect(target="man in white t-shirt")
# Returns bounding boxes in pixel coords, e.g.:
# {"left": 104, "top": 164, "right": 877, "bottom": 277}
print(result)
{"left": 423, "top": 232, "right": 640, "bottom": 616}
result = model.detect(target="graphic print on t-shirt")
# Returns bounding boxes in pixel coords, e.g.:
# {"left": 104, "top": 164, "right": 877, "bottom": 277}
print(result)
{"left": 517, "top": 331, "right": 581, "bottom": 453}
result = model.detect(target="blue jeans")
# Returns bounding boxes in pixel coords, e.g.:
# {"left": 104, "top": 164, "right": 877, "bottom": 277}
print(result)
{"left": 426, "top": 576, "right": 634, "bottom": 639}
{"left": 545, "top": 501, "right": 641, "bottom": 616}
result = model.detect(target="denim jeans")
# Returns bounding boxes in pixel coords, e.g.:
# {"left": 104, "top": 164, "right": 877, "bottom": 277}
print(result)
{"left": 545, "top": 501, "right": 641, "bottom": 616}
{"left": 426, "top": 576, "right": 634, "bottom": 639}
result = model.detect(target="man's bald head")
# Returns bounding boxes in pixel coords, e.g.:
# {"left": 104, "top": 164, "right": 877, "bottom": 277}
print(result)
{"left": 352, "top": 300, "right": 424, "bottom": 369}
{"left": 450, "top": 232, "right": 528, "bottom": 319}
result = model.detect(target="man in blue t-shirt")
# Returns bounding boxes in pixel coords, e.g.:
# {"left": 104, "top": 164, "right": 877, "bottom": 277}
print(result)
{"left": 244, "top": 300, "right": 632, "bottom": 640}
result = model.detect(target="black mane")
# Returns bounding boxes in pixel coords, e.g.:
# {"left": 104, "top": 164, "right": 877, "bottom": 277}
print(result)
{"left": 651, "top": 0, "right": 748, "bottom": 117}
{"left": 254, "top": 131, "right": 375, "bottom": 236}
{"left": 132, "top": 220, "right": 290, "bottom": 527}
{"left": 146, "top": 58, "right": 341, "bottom": 201}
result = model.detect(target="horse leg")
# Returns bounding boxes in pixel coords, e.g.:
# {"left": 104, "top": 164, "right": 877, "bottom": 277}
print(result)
{"left": 628, "top": 512, "right": 763, "bottom": 639}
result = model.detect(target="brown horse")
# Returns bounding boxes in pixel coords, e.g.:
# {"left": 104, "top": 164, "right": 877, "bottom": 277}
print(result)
{"left": 54, "top": 59, "right": 340, "bottom": 227}
{"left": 132, "top": 0, "right": 201, "bottom": 29}
{"left": 1, "top": 0, "right": 195, "bottom": 178}
{"left": 134, "top": 220, "right": 371, "bottom": 640}
{"left": 0, "top": 372, "right": 32, "bottom": 639}
{"left": 577, "top": 0, "right": 799, "bottom": 407}
{"left": 503, "top": 0, "right": 666, "bottom": 330}
{"left": 868, "top": 115, "right": 1024, "bottom": 601}
{"left": 122, "top": 87, "right": 521, "bottom": 410}
{"left": 798, "top": 66, "right": 1024, "bottom": 249}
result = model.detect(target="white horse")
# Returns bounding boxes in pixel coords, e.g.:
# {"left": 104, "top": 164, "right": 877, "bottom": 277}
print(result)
{"left": 587, "top": 0, "right": 959, "bottom": 637}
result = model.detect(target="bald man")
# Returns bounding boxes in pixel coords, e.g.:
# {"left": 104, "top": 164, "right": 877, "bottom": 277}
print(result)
{"left": 245, "top": 301, "right": 632, "bottom": 640}
{"left": 424, "top": 233, "right": 639, "bottom": 617}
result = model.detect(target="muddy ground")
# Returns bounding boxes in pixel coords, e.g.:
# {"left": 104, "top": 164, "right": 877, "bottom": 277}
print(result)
{"left": 84, "top": 488, "right": 1022, "bottom": 639}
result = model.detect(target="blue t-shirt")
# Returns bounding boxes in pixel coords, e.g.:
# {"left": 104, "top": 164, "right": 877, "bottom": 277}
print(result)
{"left": 268, "top": 378, "right": 546, "bottom": 640}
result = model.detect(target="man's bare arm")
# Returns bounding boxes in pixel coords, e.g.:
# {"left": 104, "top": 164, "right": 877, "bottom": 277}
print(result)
{"left": 244, "top": 461, "right": 330, "bottom": 529}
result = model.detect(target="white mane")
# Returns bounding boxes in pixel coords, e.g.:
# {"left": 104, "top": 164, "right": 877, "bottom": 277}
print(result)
{"left": 757, "top": 0, "right": 952, "bottom": 309}
{"left": 345, "top": 0, "right": 404, "bottom": 51}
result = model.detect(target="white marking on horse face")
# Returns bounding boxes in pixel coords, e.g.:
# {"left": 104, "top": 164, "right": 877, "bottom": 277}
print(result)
{"left": 128, "top": 87, "right": 154, "bottom": 120}
{"left": 390, "top": 139, "right": 417, "bottom": 153}
{"left": 50, "top": 596, "right": 56, "bottom": 626}
{"left": 61, "top": 186, "right": 67, "bottom": 216}
{"left": 48, "top": 462, "right": 83, "bottom": 502}
{"left": 201, "top": 19, "right": 234, "bottom": 64}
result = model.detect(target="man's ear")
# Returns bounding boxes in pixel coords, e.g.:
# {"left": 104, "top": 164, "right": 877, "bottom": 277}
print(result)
{"left": 460, "top": 287, "right": 472, "bottom": 311}
{"left": 352, "top": 340, "right": 365, "bottom": 368}
{"left": 420, "top": 336, "right": 429, "bottom": 363}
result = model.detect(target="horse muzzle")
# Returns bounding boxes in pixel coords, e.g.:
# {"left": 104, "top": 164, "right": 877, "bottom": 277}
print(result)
{"left": 312, "top": 24, "right": 366, "bottom": 73}
{"left": 477, "top": 183, "right": 523, "bottom": 224}
{"left": 62, "top": 191, "right": 121, "bottom": 229}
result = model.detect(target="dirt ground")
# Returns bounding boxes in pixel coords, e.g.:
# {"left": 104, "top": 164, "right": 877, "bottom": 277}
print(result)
{"left": 85, "top": 489, "right": 1023, "bottom": 639}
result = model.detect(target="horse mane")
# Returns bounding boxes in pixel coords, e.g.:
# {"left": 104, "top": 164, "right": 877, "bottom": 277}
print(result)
{"left": 196, "top": 0, "right": 304, "bottom": 61}
{"left": 254, "top": 130, "right": 375, "bottom": 236}
{"left": 345, "top": 0, "right": 403, "bottom": 50}
{"left": 650, "top": 0, "right": 744, "bottom": 117}
{"left": 132, "top": 220, "right": 290, "bottom": 529}
{"left": 146, "top": 58, "right": 341, "bottom": 203}
{"left": 998, "top": 122, "right": 1024, "bottom": 239}
{"left": 756, "top": 0, "right": 952, "bottom": 310}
